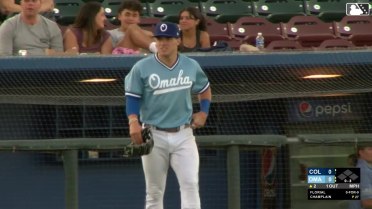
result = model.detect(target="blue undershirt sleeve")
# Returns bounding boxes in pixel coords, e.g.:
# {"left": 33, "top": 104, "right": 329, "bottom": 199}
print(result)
{"left": 126, "top": 95, "right": 140, "bottom": 116}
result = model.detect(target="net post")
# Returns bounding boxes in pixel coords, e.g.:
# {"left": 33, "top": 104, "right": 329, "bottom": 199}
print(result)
{"left": 227, "top": 145, "right": 241, "bottom": 209}
{"left": 63, "top": 149, "right": 79, "bottom": 209}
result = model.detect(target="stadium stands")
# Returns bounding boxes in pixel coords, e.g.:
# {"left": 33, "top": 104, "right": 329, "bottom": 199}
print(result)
{"left": 230, "top": 16, "right": 284, "bottom": 47}
{"left": 1, "top": 0, "right": 369, "bottom": 51}
{"left": 102, "top": 0, "right": 150, "bottom": 25}
{"left": 148, "top": 0, "right": 199, "bottom": 23}
{"left": 205, "top": 17, "right": 232, "bottom": 44}
{"left": 253, "top": 0, "right": 306, "bottom": 23}
{"left": 215, "top": 37, "right": 242, "bottom": 50}
{"left": 200, "top": 0, "right": 254, "bottom": 23}
{"left": 54, "top": 0, "right": 84, "bottom": 26}
{"left": 335, "top": 16, "right": 372, "bottom": 46}
{"left": 317, "top": 39, "right": 356, "bottom": 49}
{"left": 305, "top": 0, "right": 351, "bottom": 22}
{"left": 283, "top": 15, "right": 337, "bottom": 47}
{"left": 266, "top": 40, "right": 303, "bottom": 50}
{"left": 138, "top": 17, "right": 160, "bottom": 32}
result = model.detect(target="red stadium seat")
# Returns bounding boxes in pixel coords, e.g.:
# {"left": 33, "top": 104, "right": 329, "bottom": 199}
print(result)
{"left": 335, "top": 16, "right": 372, "bottom": 47}
{"left": 266, "top": 40, "right": 303, "bottom": 50}
{"left": 139, "top": 17, "right": 160, "bottom": 33}
{"left": 283, "top": 16, "right": 337, "bottom": 47}
{"left": 209, "top": 37, "right": 242, "bottom": 50}
{"left": 205, "top": 17, "right": 232, "bottom": 44}
{"left": 317, "top": 39, "right": 355, "bottom": 49}
{"left": 230, "top": 16, "right": 284, "bottom": 47}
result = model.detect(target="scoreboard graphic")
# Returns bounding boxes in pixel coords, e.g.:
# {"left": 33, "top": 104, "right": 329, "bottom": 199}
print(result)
{"left": 307, "top": 168, "right": 360, "bottom": 200}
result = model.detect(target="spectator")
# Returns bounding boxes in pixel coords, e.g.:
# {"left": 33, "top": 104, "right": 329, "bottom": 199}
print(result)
{"left": 63, "top": 1, "right": 112, "bottom": 54}
{"left": 110, "top": 0, "right": 157, "bottom": 54}
{"left": 0, "top": 0, "right": 63, "bottom": 56}
{"left": 178, "top": 7, "right": 210, "bottom": 52}
{"left": 348, "top": 153, "right": 358, "bottom": 166}
{"left": 349, "top": 145, "right": 372, "bottom": 209}
{"left": 0, "top": 0, "right": 54, "bottom": 19}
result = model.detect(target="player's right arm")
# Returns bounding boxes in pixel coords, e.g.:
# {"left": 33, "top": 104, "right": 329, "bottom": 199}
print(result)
{"left": 125, "top": 64, "right": 144, "bottom": 144}
{"left": 126, "top": 97, "right": 143, "bottom": 145}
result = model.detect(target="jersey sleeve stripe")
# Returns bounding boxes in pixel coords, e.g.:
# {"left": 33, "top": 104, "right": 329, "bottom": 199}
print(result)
{"left": 125, "top": 92, "right": 142, "bottom": 98}
{"left": 198, "top": 82, "right": 210, "bottom": 94}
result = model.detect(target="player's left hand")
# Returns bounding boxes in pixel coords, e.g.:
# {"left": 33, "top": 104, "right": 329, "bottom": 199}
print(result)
{"left": 191, "top": 112, "right": 208, "bottom": 129}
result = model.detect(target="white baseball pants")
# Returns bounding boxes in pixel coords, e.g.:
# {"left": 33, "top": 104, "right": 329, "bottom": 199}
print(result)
{"left": 141, "top": 127, "right": 200, "bottom": 209}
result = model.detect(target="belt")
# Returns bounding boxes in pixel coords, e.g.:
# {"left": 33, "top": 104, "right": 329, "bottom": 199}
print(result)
{"left": 144, "top": 124, "right": 191, "bottom": 133}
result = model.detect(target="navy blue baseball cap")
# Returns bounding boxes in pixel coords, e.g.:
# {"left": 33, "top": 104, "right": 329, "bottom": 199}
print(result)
{"left": 154, "top": 22, "right": 180, "bottom": 38}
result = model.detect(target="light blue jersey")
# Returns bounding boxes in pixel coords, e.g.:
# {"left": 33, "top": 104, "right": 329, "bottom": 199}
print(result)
{"left": 125, "top": 53, "right": 210, "bottom": 128}
{"left": 349, "top": 159, "right": 372, "bottom": 209}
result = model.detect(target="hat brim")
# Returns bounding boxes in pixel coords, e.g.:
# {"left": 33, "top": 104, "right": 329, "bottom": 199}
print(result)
{"left": 154, "top": 34, "right": 179, "bottom": 38}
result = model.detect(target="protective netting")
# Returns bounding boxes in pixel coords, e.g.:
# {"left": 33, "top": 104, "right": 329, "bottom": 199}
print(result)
{"left": 1, "top": 51, "right": 372, "bottom": 138}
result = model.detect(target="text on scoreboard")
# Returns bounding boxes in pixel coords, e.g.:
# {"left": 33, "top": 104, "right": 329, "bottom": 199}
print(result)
{"left": 307, "top": 168, "right": 360, "bottom": 200}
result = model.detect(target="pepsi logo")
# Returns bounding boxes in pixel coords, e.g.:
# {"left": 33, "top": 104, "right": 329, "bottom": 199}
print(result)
{"left": 262, "top": 149, "right": 276, "bottom": 185}
{"left": 297, "top": 101, "right": 353, "bottom": 118}
{"left": 298, "top": 101, "right": 313, "bottom": 117}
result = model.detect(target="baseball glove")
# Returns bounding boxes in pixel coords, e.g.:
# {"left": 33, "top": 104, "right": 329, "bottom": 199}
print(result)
{"left": 123, "top": 128, "right": 154, "bottom": 157}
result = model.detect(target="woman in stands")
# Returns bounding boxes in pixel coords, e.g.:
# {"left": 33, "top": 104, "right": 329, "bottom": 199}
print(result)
{"left": 178, "top": 7, "right": 210, "bottom": 52}
{"left": 63, "top": 1, "right": 112, "bottom": 54}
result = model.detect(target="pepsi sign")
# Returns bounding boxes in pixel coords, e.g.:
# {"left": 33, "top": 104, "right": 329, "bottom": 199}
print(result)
{"left": 288, "top": 100, "right": 361, "bottom": 122}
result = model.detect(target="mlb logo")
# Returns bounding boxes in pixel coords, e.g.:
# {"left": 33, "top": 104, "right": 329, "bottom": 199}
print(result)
{"left": 346, "top": 3, "right": 370, "bottom": 16}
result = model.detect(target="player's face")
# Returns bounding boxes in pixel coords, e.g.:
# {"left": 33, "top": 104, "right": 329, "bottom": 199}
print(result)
{"left": 95, "top": 7, "right": 106, "bottom": 30}
{"left": 156, "top": 37, "right": 180, "bottom": 57}
{"left": 118, "top": 9, "right": 140, "bottom": 29}
{"left": 359, "top": 147, "right": 372, "bottom": 163}
{"left": 20, "top": 0, "right": 41, "bottom": 17}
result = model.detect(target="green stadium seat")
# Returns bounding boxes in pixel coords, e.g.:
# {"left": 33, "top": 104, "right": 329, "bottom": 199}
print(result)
{"left": 230, "top": 16, "right": 285, "bottom": 47}
{"left": 148, "top": 0, "right": 199, "bottom": 23}
{"left": 82, "top": 0, "right": 104, "bottom": 2}
{"left": 54, "top": 0, "right": 84, "bottom": 26}
{"left": 253, "top": 0, "right": 306, "bottom": 23}
{"left": 283, "top": 16, "right": 337, "bottom": 47}
{"left": 335, "top": 16, "right": 372, "bottom": 46}
{"left": 305, "top": 0, "right": 355, "bottom": 22}
{"left": 200, "top": 0, "right": 254, "bottom": 23}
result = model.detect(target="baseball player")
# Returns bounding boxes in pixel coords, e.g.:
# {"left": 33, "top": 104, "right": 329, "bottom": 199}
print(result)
{"left": 125, "top": 22, "right": 212, "bottom": 209}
